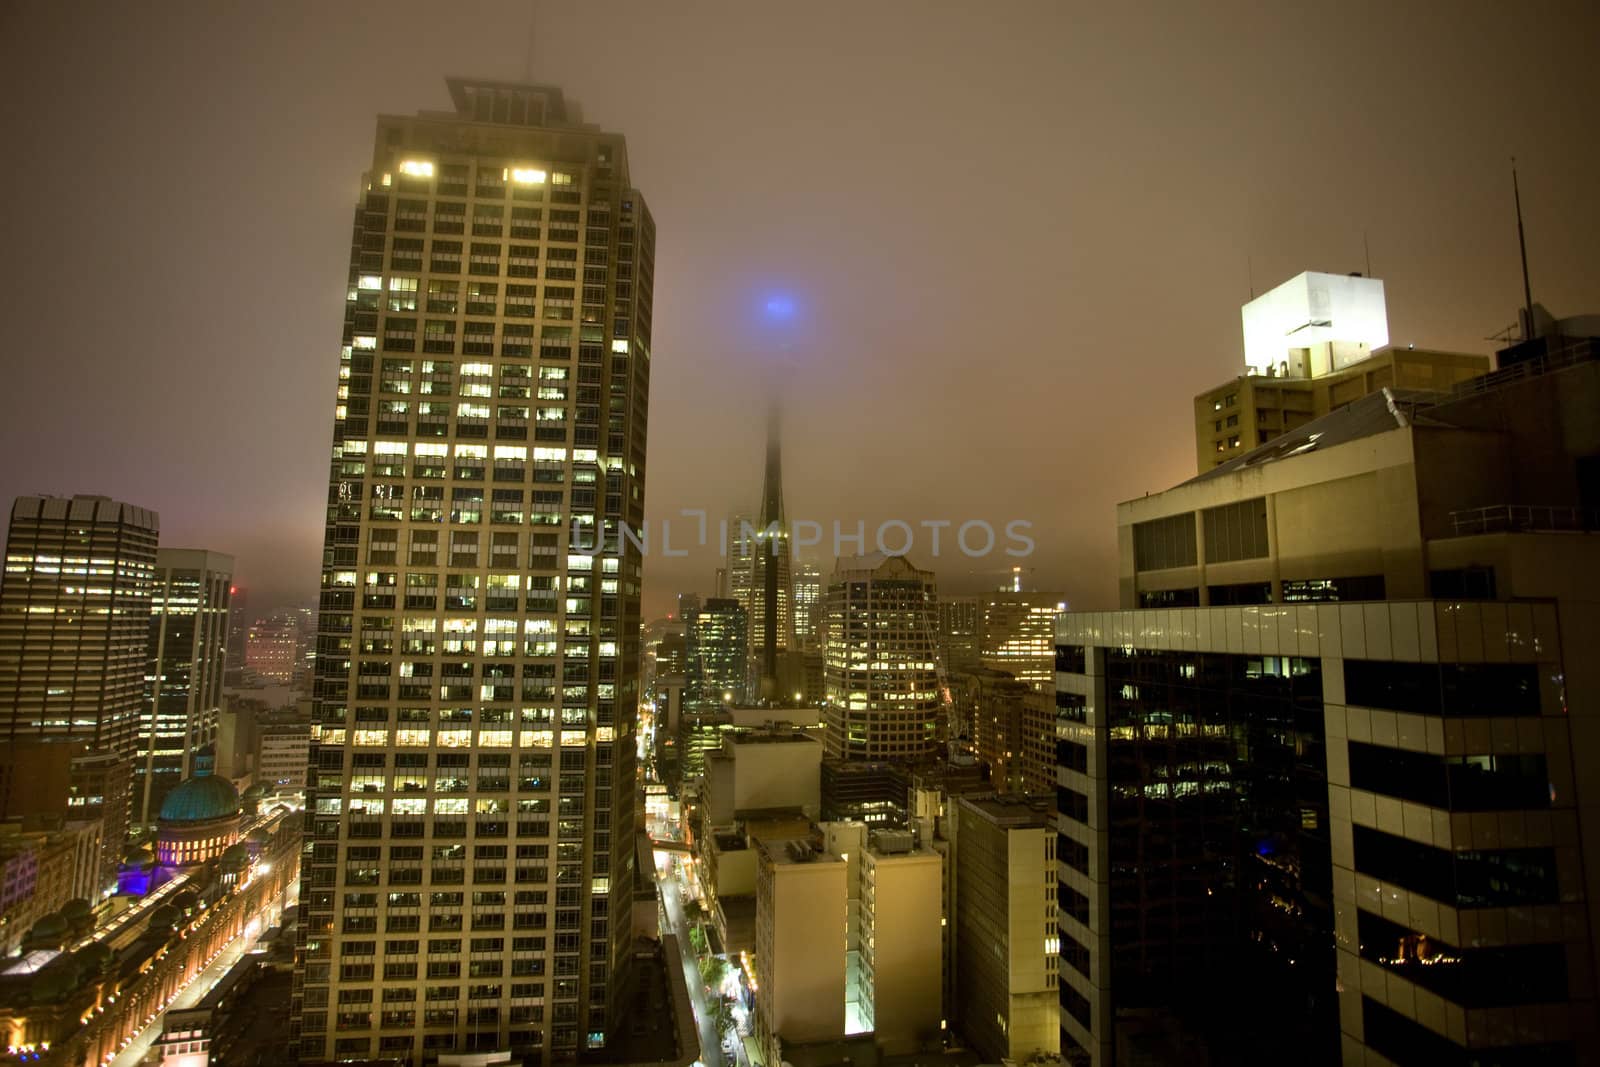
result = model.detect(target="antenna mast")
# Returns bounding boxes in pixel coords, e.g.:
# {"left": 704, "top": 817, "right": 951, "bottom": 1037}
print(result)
{"left": 1512, "top": 157, "right": 1535, "bottom": 339}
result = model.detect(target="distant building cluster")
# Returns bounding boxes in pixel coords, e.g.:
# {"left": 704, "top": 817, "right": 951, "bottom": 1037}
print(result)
{"left": 0, "top": 495, "right": 314, "bottom": 1064}
{"left": 647, "top": 265, "right": 1600, "bottom": 1067}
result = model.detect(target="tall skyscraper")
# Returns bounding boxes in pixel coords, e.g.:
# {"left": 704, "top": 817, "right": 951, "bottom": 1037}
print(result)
{"left": 823, "top": 554, "right": 942, "bottom": 761}
{"left": 752, "top": 408, "right": 793, "bottom": 696}
{"left": 0, "top": 495, "right": 156, "bottom": 887}
{"left": 728, "top": 407, "right": 795, "bottom": 699}
{"left": 1055, "top": 330, "right": 1600, "bottom": 1063}
{"left": 0, "top": 494, "right": 159, "bottom": 773}
{"left": 296, "top": 78, "right": 655, "bottom": 1064}
{"left": 136, "top": 548, "right": 233, "bottom": 829}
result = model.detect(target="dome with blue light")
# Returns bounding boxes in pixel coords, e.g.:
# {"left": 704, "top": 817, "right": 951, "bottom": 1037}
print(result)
{"left": 158, "top": 754, "right": 240, "bottom": 823}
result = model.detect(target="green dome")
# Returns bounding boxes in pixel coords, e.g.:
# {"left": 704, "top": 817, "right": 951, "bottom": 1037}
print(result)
{"left": 159, "top": 756, "right": 240, "bottom": 823}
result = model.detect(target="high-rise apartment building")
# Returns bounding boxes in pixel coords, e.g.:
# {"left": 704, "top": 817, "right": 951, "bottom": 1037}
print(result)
{"left": 1193, "top": 272, "right": 1488, "bottom": 471}
{"left": 295, "top": 78, "right": 655, "bottom": 1064}
{"left": 137, "top": 549, "right": 233, "bottom": 829}
{"left": 1055, "top": 335, "right": 1600, "bottom": 1064}
{"left": 823, "top": 554, "right": 942, "bottom": 761}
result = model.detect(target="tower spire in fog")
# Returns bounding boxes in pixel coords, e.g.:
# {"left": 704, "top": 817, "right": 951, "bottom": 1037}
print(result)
{"left": 754, "top": 400, "right": 792, "bottom": 699}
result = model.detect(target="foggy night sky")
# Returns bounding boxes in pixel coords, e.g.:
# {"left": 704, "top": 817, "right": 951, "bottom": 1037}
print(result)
{"left": 4, "top": 1, "right": 1598, "bottom": 622}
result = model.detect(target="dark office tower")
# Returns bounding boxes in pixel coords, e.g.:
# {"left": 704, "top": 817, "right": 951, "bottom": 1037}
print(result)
{"left": 1055, "top": 333, "right": 1600, "bottom": 1065}
{"left": 686, "top": 598, "right": 749, "bottom": 711}
{"left": 676, "top": 598, "right": 750, "bottom": 795}
{"left": 936, "top": 594, "right": 980, "bottom": 673}
{"left": 136, "top": 549, "right": 233, "bottom": 830}
{"left": 296, "top": 79, "right": 656, "bottom": 1065}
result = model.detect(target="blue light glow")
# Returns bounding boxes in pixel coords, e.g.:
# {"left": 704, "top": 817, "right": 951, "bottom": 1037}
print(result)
{"left": 764, "top": 295, "right": 797, "bottom": 320}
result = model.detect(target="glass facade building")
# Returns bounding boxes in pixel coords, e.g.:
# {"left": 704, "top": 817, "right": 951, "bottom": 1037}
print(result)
{"left": 1066, "top": 648, "right": 1333, "bottom": 1058}
{"left": 137, "top": 549, "right": 233, "bottom": 830}
{"left": 1055, "top": 337, "right": 1600, "bottom": 1064}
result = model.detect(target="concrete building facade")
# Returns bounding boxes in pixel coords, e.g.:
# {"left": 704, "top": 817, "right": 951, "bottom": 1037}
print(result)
{"left": 952, "top": 794, "right": 1060, "bottom": 1063}
{"left": 1056, "top": 342, "right": 1600, "bottom": 1065}
{"left": 754, "top": 839, "right": 847, "bottom": 1064}
{"left": 1193, "top": 272, "right": 1490, "bottom": 473}
{"left": 854, "top": 829, "right": 943, "bottom": 1055}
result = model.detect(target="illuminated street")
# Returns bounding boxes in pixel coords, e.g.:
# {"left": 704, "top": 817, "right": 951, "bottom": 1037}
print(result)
{"left": 106, "top": 878, "right": 296, "bottom": 1067}
{"left": 660, "top": 858, "right": 726, "bottom": 1067}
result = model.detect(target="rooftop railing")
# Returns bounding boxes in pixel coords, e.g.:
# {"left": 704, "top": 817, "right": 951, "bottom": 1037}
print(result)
{"left": 1449, "top": 504, "right": 1600, "bottom": 536}
{"left": 1451, "top": 337, "right": 1597, "bottom": 399}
